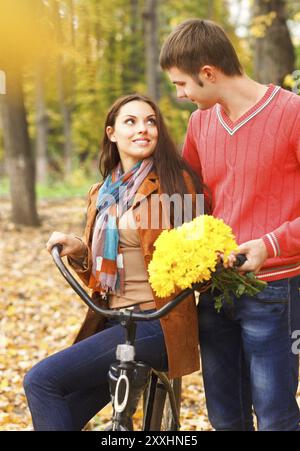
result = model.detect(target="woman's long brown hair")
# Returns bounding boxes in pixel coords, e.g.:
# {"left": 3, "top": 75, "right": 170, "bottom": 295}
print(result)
{"left": 99, "top": 93, "right": 208, "bottom": 206}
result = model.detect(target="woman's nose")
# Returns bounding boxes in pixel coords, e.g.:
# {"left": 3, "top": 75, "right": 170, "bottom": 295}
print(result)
{"left": 137, "top": 121, "right": 147, "bottom": 133}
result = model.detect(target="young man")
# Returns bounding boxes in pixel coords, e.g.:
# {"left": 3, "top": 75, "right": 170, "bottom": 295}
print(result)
{"left": 160, "top": 19, "right": 300, "bottom": 431}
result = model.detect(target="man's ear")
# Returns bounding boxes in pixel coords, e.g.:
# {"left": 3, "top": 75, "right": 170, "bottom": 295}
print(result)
{"left": 106, "top": 126, "right": 116, "bottom": 142}
{"left": 200, "top": 65, "right": 216, "bottom": 83}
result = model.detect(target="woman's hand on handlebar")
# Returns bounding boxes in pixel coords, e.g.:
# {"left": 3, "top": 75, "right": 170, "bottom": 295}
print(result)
{"left": 46, "top": 232, "right": 87, "bottom": 259}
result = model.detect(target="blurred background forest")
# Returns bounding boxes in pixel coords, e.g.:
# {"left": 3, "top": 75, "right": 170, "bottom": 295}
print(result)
{"left": 0, "top": 0, "right": 300, "bottom": 224}
{"left": 0, "top": 0, "right": 300, "bottom": 431}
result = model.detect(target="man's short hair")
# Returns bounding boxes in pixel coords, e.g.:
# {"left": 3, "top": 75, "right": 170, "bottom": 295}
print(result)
{"left": 160, "top": 19, "right": 243, "bottom": 78}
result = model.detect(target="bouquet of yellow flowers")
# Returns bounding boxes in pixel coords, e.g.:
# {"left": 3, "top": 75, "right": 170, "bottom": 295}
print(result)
{"left": 148, "top": 215, "right": 266, "bottom": 311}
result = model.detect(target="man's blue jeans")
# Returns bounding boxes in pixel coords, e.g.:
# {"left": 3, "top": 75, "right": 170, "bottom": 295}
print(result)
{"left": 198, "top": 275, "right": 300, "bottom": 431}
{"left": 23, "top": 313, "right": 168, "bottom": 431}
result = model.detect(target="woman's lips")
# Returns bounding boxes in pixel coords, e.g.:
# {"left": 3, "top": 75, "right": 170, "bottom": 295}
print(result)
{"left": 132, "top": 139, "right": 151, "bottom": 146}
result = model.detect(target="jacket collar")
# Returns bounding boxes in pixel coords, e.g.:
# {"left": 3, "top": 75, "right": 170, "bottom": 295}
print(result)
{"left": 88, "top": 170, "right": 159, "bottom": 223}
{"left": 131, "top": 170, "right": 159, "bottom": 209}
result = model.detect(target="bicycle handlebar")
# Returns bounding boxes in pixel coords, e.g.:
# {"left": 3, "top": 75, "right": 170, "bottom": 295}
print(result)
{"left": 51, "top": 244, "right": 196, "bottom": 321}
{"left": 51, "top": 244, "right": 247, "bottom": 322}
{"left": 234, "top": 253, "right": 247, "bottom": 267}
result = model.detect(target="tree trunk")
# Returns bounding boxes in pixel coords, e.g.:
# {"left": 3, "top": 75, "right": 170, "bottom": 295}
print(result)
{"left": 207, "top": 0, "right": 214, "bottom": 20}
{"left": 253, "top": 0, "right": 295, "bottom": 85}
{"left": 121, "top": 0, "right": 143, "bottom": 91}
{"left": 35, "top": 62, "right": 48, "bottom": 184}
{"left": 57, "top": 60, "right": 73, "bottom": 178}
{"left": 52, "top": 0, "right": 73, "bottom": 179}
{"left": 0, "top": 64, "right": 39, "bottom": 226}
{"left": 143, "top": 0, "right": 160, "bottom": 101}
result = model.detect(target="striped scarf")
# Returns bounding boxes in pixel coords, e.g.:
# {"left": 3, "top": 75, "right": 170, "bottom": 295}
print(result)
{"left": 89, "top": 157, "right": 154, "bottom": 295}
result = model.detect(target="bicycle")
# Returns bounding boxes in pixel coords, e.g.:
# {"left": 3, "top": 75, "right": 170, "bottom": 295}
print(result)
{"left": 51, "top": 244, "right": 247, "bottom": 431}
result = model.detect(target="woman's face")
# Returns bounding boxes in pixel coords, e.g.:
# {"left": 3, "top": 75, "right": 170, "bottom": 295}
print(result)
{"left": 106, "top": 100, "right": 158, "bottom": 170}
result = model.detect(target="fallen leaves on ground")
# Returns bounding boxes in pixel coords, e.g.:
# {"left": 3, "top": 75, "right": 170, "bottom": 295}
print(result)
{"left": 1, "top": 197, "right": 299, "bottom": 431}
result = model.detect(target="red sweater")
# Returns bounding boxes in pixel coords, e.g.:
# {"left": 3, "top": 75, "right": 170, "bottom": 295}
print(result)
{"left": 182, "top": 84, "right": 300, "bottom": 281}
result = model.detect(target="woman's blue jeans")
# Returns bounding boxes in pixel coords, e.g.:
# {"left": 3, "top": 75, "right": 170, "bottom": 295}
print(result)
{"left": 198, "top": 275, "right": 300, "bottom": 431}
{"left": 23, "top": 313, "right": 168, "bottom": 431}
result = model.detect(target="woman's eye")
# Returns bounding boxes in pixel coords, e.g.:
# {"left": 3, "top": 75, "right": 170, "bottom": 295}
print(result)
{"left": 124, "top": 118, "right": 156, "bottom": 125}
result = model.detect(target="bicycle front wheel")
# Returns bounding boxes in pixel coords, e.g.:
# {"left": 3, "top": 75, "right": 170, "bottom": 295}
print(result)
{"left": 160, "top": 377, "right": 181, "bottom": 431}
{"left": 143, "top": 373, "right": 181, "bottom": 431}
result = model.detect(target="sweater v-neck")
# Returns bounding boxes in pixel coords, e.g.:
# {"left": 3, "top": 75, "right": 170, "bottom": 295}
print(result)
{"left": 216, "top": 84, "right": 281, "bottom": 135}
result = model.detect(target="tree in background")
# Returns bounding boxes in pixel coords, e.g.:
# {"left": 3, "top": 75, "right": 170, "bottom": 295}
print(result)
{"left": 35, "top": 1, "right": 50, "bottom": 185}
{"left": 144, "top": 0, "right": 160, "bottom": 101}
{"left": 51, "top": 0, "right": 75, "bottom": 179}
{"left": 252, "top": 0, "right": 295, "bottom": 85}
{"left": 0, "top": 0, "right": 47, "bottom": 226}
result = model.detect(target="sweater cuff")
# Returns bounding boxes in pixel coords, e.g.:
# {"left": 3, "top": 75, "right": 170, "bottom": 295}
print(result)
{"left": 262, "top": 233, "right": 281, "bottom": 258}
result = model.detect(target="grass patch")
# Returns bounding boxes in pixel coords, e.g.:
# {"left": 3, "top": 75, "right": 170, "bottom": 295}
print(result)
{"left": 0, "top": 176, "right": 100, "bottom": 200}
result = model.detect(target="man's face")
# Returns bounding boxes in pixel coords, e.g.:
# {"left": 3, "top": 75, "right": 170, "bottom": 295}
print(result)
{"left": 167, "top": 66, "right": 218, "bottom": 110}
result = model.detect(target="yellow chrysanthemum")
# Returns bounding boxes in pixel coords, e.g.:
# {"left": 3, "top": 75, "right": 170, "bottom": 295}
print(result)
{"left": 148, "top": 215, "right": 238, "bottom": 297}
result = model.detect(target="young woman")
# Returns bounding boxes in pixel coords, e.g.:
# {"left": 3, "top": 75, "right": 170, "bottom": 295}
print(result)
{"left": 23, "top": 93, "right": 205, "bottom": 431}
